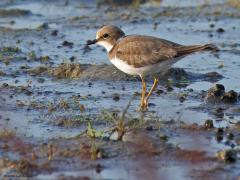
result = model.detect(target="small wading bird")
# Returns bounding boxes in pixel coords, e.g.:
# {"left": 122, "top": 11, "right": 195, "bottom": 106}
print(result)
{"left": 87, "top": 25, "right": 218, "bottom": 111}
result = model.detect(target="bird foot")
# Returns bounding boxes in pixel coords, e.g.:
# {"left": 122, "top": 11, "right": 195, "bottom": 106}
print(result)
{"left": 137, "top": 106, "right": 147, "bottom": 112}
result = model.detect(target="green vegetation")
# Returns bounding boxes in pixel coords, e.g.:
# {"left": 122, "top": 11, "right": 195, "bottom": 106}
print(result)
{"left": 0, "top": 46, "right": 21, "bottom": 53}
{"left": 0, "top": 129, "right": 16, "bottom": 138}
{"left": 27, "top": 51, "right": 37, "bottom": 60}
{"left": 0, "top": 9, "right": 31, "bottom": 17}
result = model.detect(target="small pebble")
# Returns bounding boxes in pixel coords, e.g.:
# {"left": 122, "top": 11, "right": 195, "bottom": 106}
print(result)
{"left": 148, "top": 103, "right": 156, "bottom": 107}
{"left": 216, "top": 128, "right": 224, "bottom": 142}
{"left": 112, "top": 93, "right": 120, "bottom": 101}
{"left": 51, "top": 30, "right": 58, "bottom": 36}
{"left": 166, "top": 86, "right": 173, "bottom": 92}
{"left": 146, "top": 126, "right": 153, "bottom": 131}
{"left": 160, "top": 134, "right": 169, "bottom": 141}
{"left": 216, "top": 28, "right": 225, "bottom": 33}
{"left": 179, "top": 95, "right": 186, "bottom": 103}
{"left": 156, "top": 89, "right": 164, "bottom": 95}
{"left": 69, "top": 56, "right": 75, "bottom": 62}
{"left": 209, "top": 23, "right": 215, "bottom": 28}
{"left": 204, "top": 119, "right": 214, "bottom": 129}
{"left": 227, "top": 133, "right": 234, "bottom": 140}
{"left": 62, "top": 41, "right": 74, "bottom": 47}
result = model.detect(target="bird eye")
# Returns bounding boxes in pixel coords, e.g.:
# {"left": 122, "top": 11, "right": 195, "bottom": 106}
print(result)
{"left": 103, "top": 33, "right": 109, "bottom": 39}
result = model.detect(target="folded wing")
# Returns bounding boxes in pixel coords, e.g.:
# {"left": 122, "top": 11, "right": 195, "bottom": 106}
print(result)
{"left": 110, "top": 35, "right": 180, "bottom": 68}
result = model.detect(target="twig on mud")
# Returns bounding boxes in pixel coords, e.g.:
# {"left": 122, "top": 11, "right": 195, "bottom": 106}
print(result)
{"left": 72, "top": 130, "right": 87, "bottom": 139}
{"left": 120, "top": 93, "right": 137, "bottom": 121}
{"left": 116, "top": 94, "right": 137, "bottom": 140}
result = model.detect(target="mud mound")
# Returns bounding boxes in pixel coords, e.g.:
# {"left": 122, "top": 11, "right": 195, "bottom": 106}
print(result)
{"left": 0, "top": 9, "right": 31, "bottom": 17}
{"left": 206, "top": 84, "right": 239, "bottom": 103}
{"left": 49, "top": 63, "right": 84, "bottom": 79}
{"left": 27, "top": 63, "right": 223, "bottom": 84}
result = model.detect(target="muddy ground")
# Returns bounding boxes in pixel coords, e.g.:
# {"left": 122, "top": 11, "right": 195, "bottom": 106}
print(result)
{"left": 0, "top": 0, "right": 240, "bottom": 179}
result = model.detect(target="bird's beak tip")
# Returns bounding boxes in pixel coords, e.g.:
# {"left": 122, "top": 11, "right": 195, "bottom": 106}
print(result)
{"left": 86, "top": 39, "right": 97, "bottom": 46}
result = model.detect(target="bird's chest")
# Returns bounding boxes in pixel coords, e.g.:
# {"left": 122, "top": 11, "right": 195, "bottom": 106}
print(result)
{"left": 109, "top": 57, "right": 160, "bottom": 76}
{"left": 110, "top": 58, "right": 140, "bottom": 75}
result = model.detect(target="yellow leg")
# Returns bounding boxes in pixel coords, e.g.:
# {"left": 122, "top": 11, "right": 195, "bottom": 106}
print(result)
{"left": 140, "top": 76, "right": 147, "bottom": 109}
{"left": 143, "top": 77, "right": 159, "bottom": 109}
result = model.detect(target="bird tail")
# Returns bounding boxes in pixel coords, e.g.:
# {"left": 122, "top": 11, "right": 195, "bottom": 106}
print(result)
{"left": 177, "top": 44, "right": 219, "bottom": 56}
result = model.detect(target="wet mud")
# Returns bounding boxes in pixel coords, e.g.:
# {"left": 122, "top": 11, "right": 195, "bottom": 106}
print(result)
{"left": 0, "top": 0, "right": 240, "bottom": 179}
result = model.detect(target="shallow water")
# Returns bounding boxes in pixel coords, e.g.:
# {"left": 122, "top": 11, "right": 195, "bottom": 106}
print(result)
{"left": 0, "top": 0, "right": 240, "bottom": 179}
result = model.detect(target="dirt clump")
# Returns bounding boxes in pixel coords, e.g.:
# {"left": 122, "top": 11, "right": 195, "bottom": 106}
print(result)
{"left": 112, "top": 93, "right": 120, "bottom": 101}
{"left": 222, "top": 90, "right": 238, "bottom": 103}
{"left": 49, "top": 63, "right": 83, "bottom": 79}
{"left": 0, "top": 9, "right": 31, "bottom": 17}
{"left": 62, "top": 41, "right": 74, "bottom": 48}
{"left": 27, "top": 66, "right": 48, "bottom": 75}
{"left": 215, "top": 128, "right": 224, "bottom": 142}
{"left": 204, "top": 119, "right": 214, "bottom": 130}
{"left": 55, "top": 118, "right": 82, "bottom": 128}
{"left": 15, "top": 159, "right": 38, "bottom": 175}
{"left": 0, "top": 71, "right": 5, "bottom": 76}
{"left": 206, "top": 84, "right": 238, "bottom": 103}
{"left": 217, "top": 149, "right": 237, "bottom": 163}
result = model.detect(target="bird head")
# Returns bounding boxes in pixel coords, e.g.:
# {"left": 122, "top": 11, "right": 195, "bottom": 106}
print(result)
{"left": 87, "top": 25, "right": 125, "bottom": 52}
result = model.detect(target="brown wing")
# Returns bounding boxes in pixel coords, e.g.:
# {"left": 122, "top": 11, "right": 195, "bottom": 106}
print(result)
{"left": 109, "top": 35, "right": 181, "bottom": 68}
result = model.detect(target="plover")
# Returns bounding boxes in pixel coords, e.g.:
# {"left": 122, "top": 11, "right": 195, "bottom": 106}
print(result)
{"left": 87, "top": 25, "right": 218, "bottom": 111}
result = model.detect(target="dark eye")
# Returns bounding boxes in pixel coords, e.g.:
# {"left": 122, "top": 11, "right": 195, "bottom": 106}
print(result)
{"left": 103, "top": 33, "right": 109, "bottom": 39}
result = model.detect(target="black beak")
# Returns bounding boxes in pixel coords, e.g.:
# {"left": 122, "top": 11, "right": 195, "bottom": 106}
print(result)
{"left": 86, "top": 39, "right": 97, "bottom": 46}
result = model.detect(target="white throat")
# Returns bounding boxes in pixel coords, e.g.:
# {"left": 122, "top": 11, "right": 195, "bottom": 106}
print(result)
{"left": 96, "top": 41, "right": 113, "bottom": 52}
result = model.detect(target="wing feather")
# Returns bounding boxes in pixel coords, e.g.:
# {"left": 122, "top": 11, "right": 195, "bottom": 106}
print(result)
{"left": 111, "top": 36, "right": 180, "bottom": 68}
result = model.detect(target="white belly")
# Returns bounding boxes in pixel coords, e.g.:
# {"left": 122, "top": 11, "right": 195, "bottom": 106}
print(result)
{"left": 110, "top": 57, "right": 180, "bottom": 77}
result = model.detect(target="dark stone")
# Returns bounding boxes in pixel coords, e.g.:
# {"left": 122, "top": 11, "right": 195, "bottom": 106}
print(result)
{"left": 2, "top": 83, "right": 8, "bottom": 87}
{"left": 216, "top": 128, "right": 224, "bottom": 142}
{"left": 216, "top": 28, "right": 225, "bottom": 33}
{"left": 206, "top": 84, "right": 238, "bottom": 104}
{"left": 62, "top": 41, "right": 74, "bottom": 48}
{"left": 222, "top": 90, "right": 238, "bottom": 103}
{"left": 166, "top": 86, "right": 173, "bottom": 92}
{"left": 206, "top": 84, "right": 225, "bottom": 102}
{"left": 217, "top": 149, "right": 237, "bottom": 163}
{"left": 227, "top": 133, "right": 234, "bottom": 140}
{"left": 51, "top": 30, "right": 58, "bottom": 36}
{"left": 146, "top": 126, "right": 153, "bottom": 131}
{"left": 179, "top": 95, "right": 186, "bottom": 103}
{"left": 95, "top": 163, "right": 103, "bottom": 174}
{"left": 148, "top": 103, "right": 156, "bottom": 107}
{"left": 204, "top": 119, "right": 214, "bottom": 129}
{"left": 112, "top": 93, "right": 120, "bottom": 101}
{"left": 69, "top": 56, "right": 75, "bottom": 62}
{"left": 155, "top": 89, "right": 164, "bottom": 95}
{"left": 210, "top": 23, "right": 215, "bottom": 28}
{"left": 160, "top": 134, "right": 169, "bottom": 141}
